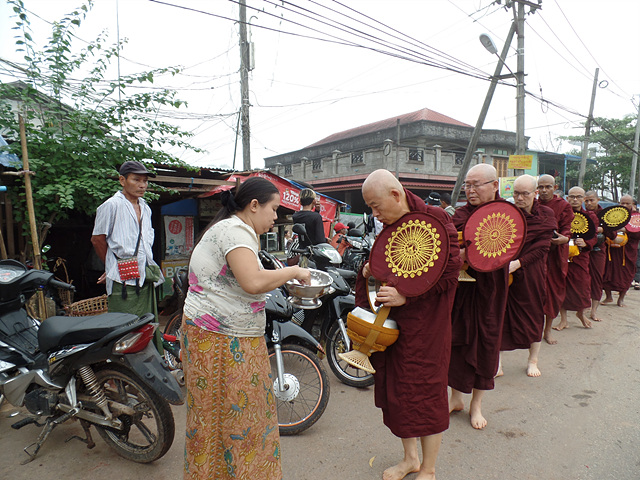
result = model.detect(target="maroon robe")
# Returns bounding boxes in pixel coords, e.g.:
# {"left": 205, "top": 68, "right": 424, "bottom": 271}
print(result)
{"left": 355, "top": 189, "right": 461, "bottom": 438}
{"left": 448, "top": 198, "right": 510, "bottom": 393}
{"left": 501, "top": 200, "right": 556, "bottom": 351}
{"left": 539, "top": 195, "right": 573, "bottom": 318}
{"left": 589, "top": 205, "right": 606, "bottom": 301}
{"left": 563, "top": 209, "right": 598, "bottom": 311}
{"left": 602, "top": 227, "right": 640, "bottom": 294}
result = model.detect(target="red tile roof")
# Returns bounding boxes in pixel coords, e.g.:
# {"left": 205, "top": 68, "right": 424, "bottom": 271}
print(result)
{"left": 306, "top": 108, "right": 472, "bottom": 148}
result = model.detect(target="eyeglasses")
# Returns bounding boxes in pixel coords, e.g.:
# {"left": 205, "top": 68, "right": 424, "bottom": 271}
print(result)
{"left": 462, "top": 180, "right": 495, "bottom": 191}
{"left": 567, "top": 195, "right": 584, "bottom": 200}
{"left": 513, "top": 191, "right": 534, "bottom": 198}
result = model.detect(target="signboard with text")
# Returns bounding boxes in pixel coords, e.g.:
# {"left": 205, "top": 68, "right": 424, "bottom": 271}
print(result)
{"left": 508, "top": 155, "right": 533, "bottom": 169}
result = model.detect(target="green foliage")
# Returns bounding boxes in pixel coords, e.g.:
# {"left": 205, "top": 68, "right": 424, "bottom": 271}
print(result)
{"left": 1, "top": 1, "right": 202, "bottom": 239}
{"left": 561, "top": 115, "right": 637, "bottom": 201}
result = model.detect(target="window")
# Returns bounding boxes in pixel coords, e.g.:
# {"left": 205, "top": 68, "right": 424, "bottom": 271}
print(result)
{"left": 351, "top": 151, "right": 364, "bottom": 164}
{"left": 284, "top": 164, "right": 292, "bottom": 175}
{"left": 494, "top": 157, "right": 508, "bottom": 178}
{"left": 312, "top": 159, "right": 322, "bottom": 171}
{"left": 495, "top": 149, "right": 508, "bottom": 156}
{"left": 409, "top": 149, "right": 424, "bottom": 162}
{"left": 454, "top": 153, "right": 464, "bottom": 166}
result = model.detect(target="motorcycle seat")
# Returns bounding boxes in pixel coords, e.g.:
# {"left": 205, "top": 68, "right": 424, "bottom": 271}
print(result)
{"left": 38, "top": 312, "right": 142, "bottom": 353}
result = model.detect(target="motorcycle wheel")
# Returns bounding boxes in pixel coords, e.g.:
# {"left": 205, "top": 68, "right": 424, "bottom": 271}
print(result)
{"left": 326, "top": 321, "right": 375, "bottom": 388}
{"left": 268, "top": 344, "right": 330, "bottom": 436}
{"left": 91, "top": 365, "right": 175, "bottom": 463}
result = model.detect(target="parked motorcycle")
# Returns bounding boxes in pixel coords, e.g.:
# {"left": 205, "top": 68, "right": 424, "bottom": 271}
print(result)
{"left": 0, "top": 259, "right": 183, "bottom": 464}
{"left": 339, "top": 228, "right": 372, "bottom": 276}
{"left": 162, "top": 254, "right": 330, "bottom": 435}
{"left": 290, "top": 225, "right": 374, "bottom": 388}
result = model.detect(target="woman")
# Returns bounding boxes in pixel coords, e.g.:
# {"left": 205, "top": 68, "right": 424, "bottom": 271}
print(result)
{"left": 182, "top": 177, "right": 310, "bottom": 479}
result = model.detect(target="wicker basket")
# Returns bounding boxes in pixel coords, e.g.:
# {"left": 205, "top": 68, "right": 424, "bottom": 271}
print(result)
{"left": 66, "top": 295, "right": 109, "bottom": 317}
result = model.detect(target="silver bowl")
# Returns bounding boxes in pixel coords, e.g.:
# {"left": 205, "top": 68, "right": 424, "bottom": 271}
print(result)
{"left": 286, "top": 269, "right": 333, "bottom": 308}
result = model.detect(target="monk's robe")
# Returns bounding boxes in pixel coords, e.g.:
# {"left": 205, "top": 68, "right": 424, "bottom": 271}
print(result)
{"left": 355, "top": 189, "right": 461, "bottom": 438}
{"left": 539, "top": 195, "right": 573, "bottom": 318}
{"left": 501, "top": 200, "right": 556, "bottom": 351}
{"left": 448, "top": 197, "right": 510, "bottom": 393}
{"left": 563, "top": 209, "right": 599, "bottom": 311}
{"left": 589, "top": 205, "right": 606, "bottom": 301}
{"left": 602, "top": 226, "right": 640, "bottom": 294}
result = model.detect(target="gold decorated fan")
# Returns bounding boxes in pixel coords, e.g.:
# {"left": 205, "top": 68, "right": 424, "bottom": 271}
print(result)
{"left": 598, "top": 205, "right": 631, "bottom": 230}
{"left": 570, "top": 211, "right": 595, "bottom": 239}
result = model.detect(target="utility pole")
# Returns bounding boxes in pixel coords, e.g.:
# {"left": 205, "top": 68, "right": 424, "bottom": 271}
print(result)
{"left": 451, "top": 23, "right": 517, "bottom": 205}
{"left": 630, "top": 96, "right": 640, "bottom": 198}
{"left": 578, "top": 68, "right": 599, "bottom": 188}
{"left": 239, "top": 0, "right": 251, "bottom": 171}
{"left": 394, "top": 119, "right": 400, "bottom": 179}
{"left": 515, "top": 0, "right": 526, "bottom": 155}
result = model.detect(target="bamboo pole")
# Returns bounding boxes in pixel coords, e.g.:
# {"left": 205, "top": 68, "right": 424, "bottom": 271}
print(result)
{"left": 18, "top": 114, "right": 47, "bottom": 319}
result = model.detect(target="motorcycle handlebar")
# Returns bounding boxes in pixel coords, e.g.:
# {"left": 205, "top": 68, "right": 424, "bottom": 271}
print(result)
{"left": 47, "top": 278, "right": 76, "bottom": 291}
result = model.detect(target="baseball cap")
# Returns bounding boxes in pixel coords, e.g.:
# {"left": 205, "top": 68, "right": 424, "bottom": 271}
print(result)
{"left": 334, "top": 222, "right": 347, "bottom": 231}
{"left": 119, "top": 160, "right": 156, "bottom": 178}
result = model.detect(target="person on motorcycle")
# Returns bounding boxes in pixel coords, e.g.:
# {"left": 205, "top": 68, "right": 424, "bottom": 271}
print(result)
{"left": 182, "top": 177, "right": 310, "bottom": 480}
{"left": 293, "top": 189, "right": 327, "bottom": 248}
{"left": 330, "top": 222, "right": 349, "bottom": 255}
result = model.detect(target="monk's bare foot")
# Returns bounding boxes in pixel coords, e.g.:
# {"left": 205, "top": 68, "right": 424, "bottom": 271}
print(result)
{"left": 382, "top": 459, "right": 420, "bottom": 480}
{"left": 526, "top": 362, "right": 541, "bottom": 377}
{"left": 576, "top": 312, "right": 592, "bottom": 329}
{"left": 601, "top": 297, "right": 613, "bottom": 305}
{"left": 415, "top": 471, "right": 436, "bottom": 480}
{"left": 552, "top": 321, "right": 568, "bottom": 331}
{"left": 449, "top": 398, "right": 464, "bottom": 413}
{"left": 617, "top": 299, "right": 626, "bottom": 307}
{"left": 494, "top": 367, "right": 503, "bottom": 378}
{"left": 590, "top": 315, "right": 602, "bottom": 322}
{"left": 544, "top": 332, "right": 557, "bottom": 345}
{"left": 469, "top": 404, "right": 487, "bottom": 430}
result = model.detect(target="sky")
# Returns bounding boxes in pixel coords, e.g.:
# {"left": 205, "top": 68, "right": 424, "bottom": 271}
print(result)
{"left": 1, "top": 0, "right": 639, "bottom": 171}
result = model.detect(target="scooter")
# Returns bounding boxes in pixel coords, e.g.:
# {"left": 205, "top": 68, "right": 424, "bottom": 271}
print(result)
{"left": 0, "top": 259, "right": 183, "bottom": 464}
{"left": 289, "top": 225, "right": 374, "bottom": 388}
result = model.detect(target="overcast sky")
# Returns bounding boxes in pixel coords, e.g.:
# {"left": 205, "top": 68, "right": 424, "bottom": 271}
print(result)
{"left": 1, "top": 0, "right": 638, "bottom": 171}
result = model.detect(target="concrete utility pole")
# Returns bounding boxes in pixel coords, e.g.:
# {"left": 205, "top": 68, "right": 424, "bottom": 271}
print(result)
{"left": 630, "top": 96, "right": 640, "bottom": 198}
{"left": 578, "top": 68, "right": 599, "bottom": 188}
{"left": 239, "top": 0, "right": 251, "bottom": 171}
{"left": 451, "top": 23, "right": 517, "bottom": 205}
{"left": 515, "top": 0, "right": 526, "bottom": 155}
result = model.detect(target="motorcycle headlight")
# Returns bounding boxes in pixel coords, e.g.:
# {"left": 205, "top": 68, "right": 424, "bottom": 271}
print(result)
{"left": 348, "top": 237, "right": 363, "bottom": 249}
{"left": 317, "top": 244, "right": 342, "bottom": 264}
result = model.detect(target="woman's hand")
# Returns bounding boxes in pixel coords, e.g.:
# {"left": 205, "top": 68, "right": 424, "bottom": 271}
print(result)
{"left": 292, "top": 266, "right": 311, "bottom": 285}
{"left": 375, "top": 286, "right": 406, "bottom": 307}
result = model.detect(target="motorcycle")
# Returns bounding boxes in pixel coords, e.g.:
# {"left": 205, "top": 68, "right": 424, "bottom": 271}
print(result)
{"left": 339, "top": 227, "right": 372, "bottom": 276}
{"left": 0, "top": 259, "right": 183, "bottom": 464}
{"left": 290, "top": 224, "right": 374, "bottom": 388}
{"left": 163, "top": 253, "right": 330, "bottom": 436}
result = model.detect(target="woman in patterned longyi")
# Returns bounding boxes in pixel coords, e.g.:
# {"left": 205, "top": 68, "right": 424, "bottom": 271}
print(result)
{"left": 182, "top": 177, "right": 310, "bottom": 480}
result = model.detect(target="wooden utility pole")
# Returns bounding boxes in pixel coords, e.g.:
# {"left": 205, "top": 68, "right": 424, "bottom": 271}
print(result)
{"left": 578, "top": 68, "right": 599, "bottom": 188}
{"left": 394, "top": 119, "right": 400, "bottom": 179}
{"left": 239, "top": 0, "right": 251, "bottom": 171}
{"left": 629, "top": 96, "right": 640, "bottom": 198}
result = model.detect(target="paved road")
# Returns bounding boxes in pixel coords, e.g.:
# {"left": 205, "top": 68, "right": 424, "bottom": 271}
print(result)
{"left": 2, "top": 290, "right": 639, "bottom": 479}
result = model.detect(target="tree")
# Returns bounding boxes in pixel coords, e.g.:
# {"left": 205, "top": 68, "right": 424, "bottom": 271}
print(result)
{"left": 0, "top": 0, "right": 202, "bottom": 258}
{"left": 561, "top": 115, "right": 637, "bottom": 201}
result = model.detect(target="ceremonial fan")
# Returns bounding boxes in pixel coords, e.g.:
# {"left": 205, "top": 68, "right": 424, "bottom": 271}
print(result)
{"left": 338, "top": 212, "right": 449, "bottom": 374}
{"left": 568, "top": 211, "right": 595, "bottom": 260}
{"left": 625, "top": 212, "right": 640, "bottom": 233}
{"left": 597, "top": 205, "right": 631, "bottom": 230}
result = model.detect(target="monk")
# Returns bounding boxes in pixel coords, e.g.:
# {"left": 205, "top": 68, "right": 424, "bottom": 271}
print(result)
{"left": 497, "top": 175, "right": 556, "bottom": 377}
{"left": 448, "top": 164, "right": 509, "bottom": 430}
{"left": 601, "top": 195, "right": 640, "bottom": 307}
{"left": 555, "top": 187, "right": 598, "bottom": 331}
{"left": 537, "top": 174, "right": 573, "bottom": 344}
{"left": 359, "top": 169, "right": 460, "bottom": 480}
{"left": 584, "top": 191, "right": 606, "bottom": 321}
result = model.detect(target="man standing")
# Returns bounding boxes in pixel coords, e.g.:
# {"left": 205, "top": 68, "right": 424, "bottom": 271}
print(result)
{"left": 499, "top": 175, "right": 556, "bottom": 377}
{"left": 359, "top": 169, "right": 460, "bottom": 480}
{"left": 440, "top": 192, "right": 456, "bottom": 216}
{"left": 584, "top": 190, "right": 606, "bottom": 321}
{"left": 292, "top": 189, "right": 326, "bottom": 247}
{"left": 555, "top": 187, "right": 598, "bottom": 331}
{"left": 91, "top": 161, "right": 164, "bottom": 327}
{"left": 448, "top": 164, "right": 509, "bottom": 429}
{"left": 537, "top": 174, "right": 573, "bottom": 344}
{"left": 601, "top": 195, "right": 640, "bottom": 307}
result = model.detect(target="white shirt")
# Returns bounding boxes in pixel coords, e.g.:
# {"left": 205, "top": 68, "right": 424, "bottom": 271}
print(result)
{"left": 92, "top": 191, "right": 163, "bottom": 295}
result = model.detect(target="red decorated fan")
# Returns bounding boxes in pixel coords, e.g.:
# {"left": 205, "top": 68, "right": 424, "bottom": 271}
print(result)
{"left": 462, "top": 200, "right": 527, "bottom": 272}
{"left": 369, "top": 211, "right": 450, "bottom": 297}
{"left": 626, "top": 212, "right": 640, "bottom": 233}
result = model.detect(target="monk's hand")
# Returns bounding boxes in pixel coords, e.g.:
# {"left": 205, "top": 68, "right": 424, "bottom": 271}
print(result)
{"left": 508, "top": 259, "right": 521, "bottom": 273}
{"left": 575, "top": 238, "right": 586, "bottom": 248}
{"left": 375, "top": 286, "right": 406, "bottom": 307}
{"left": 97, "top": 272, "right": 106, "bottom": 284}
{"left": 362, "top": 262, "right": 371, "bottom": 279}
{"left": 551, "top": 233, "right": 569, "bottom": 246}
{"left": 459, "top": 247, "right": 467, "bottom": 263}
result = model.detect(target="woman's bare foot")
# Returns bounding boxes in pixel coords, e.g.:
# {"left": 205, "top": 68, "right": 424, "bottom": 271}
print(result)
{"left": 552, "top": 321, "right": 568, "bottom": 331}
{"left": 383, "top": 459, "right": 420, "bottom": 480}
{"left": 526, "top": 362, "right": 541, "bottom": 377}
{"left": 543, "top": 332, "right": 557, "bottom": 344}
{"left": 576, "top": 311, "right": 592, "bottom": 329}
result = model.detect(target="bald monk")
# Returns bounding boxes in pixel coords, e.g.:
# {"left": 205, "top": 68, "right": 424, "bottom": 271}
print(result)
{"left": 601, "top": 195, "right": 640, "bottom": 307}
{"left": 555, "top": 187, "right": 598, "bottom": 331}
{"left": 448, "top": 164, "right": 509, "bottom": 429}
{"left": 537, "top": 174, "right": 573, "bottom": 344}
{"left": 584, "top": 191, "right": 606, "bottom": 321}
{"left": 358, "top": 169, "right": 460, "bottom": 480}
{"left": 498, "top": 175, "right": 556, "bottom": 377}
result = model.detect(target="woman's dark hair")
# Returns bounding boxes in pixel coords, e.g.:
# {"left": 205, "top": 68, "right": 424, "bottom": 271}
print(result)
{"left": 196, "top": 176, "right": 279, "bottom": 245}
